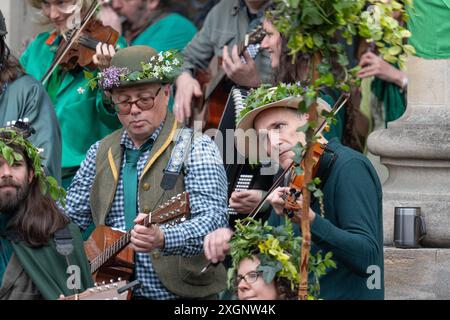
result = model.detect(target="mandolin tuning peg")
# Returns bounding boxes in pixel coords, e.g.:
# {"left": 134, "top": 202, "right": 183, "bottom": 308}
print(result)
{"left": 94, "top": 282, "right": 98, "bottom": 287}
{"left": 110, "top": 279, "right": 114, "bottom": 283}
{"left": 6, "top": 121, "right": 10, "bottom": 126}
{"left": 24, "top": 118, "right": 29, "bottom": 123}
{"left": 12, "top": 120, "right": 16, "bottom": 125}
{"left": 118, "top": 277, "right": 122, "bottom": 281}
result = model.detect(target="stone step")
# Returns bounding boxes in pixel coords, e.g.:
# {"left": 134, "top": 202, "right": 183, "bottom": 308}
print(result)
{"left": 384, "top": 247, "right": 450, "bottom": 299}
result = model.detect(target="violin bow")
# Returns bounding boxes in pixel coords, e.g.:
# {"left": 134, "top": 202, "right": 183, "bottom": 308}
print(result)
{"left": 40, "top": 0, "right": 101, "bottom": 84}
{"left": 200, "top": 92, "right": 349, "bottom": 274}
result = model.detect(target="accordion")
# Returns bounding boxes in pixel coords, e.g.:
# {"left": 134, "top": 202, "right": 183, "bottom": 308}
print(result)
{"left": 214, "top": 87, "right": 273, "bottom": 223}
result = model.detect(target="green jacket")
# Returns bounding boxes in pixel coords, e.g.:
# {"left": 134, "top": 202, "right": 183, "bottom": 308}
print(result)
{"left": 0, "top": 75, "right": 61, "bottom": 182}
{"left": 0, "top": 223, "right": 93, "bottom": 300}
{"left": 181, "top": 0, "right": 273, "bottom": 84}
{"left": 20, "top": 32, "right": 127, "bottom": 174}
{"left": 407, "top": 0, "right": 450, "bottom": 59}
{"left": 131, "top": 13, "right": 197, "bottom": 52}
{"left": 269, "top": 138, "right": 384, "bottom": 299}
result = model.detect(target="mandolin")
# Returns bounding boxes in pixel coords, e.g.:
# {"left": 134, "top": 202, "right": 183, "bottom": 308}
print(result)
{"left": 84, "top": 193, "right": 190, "bottom": 283}
{"left": 64, "top": 280, "right": 129, "bottom": 300}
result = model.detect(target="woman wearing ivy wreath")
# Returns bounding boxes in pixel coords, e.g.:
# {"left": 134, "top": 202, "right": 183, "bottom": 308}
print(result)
{"left": 230, "top": 218, "right": 335, "bottom": 300}
{"left": 204, "top": 85, "right": 384, "bottom": 299}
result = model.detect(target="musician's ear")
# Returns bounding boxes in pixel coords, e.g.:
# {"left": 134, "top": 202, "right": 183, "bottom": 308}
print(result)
{"left": 104, "top": 90, "right": 112, "bottom": 98}
{"left": 163, "top": 84, "right": 170, "bottom": 96}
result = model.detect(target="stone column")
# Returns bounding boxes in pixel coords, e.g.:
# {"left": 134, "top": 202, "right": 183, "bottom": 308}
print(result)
{"left": 368, "top": 0, "right": 450, "bottom": 299}
{"left": 368, "top": 56, "right": 450, "bottom": 247}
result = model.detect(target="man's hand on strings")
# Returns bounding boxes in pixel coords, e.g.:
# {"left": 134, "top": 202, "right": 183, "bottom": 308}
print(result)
{"left": 267, "top": 187, "right": 316, "bottom": 224}
{"left": 130, "top": 214, "right": 165, "bottom": 253}
{"left": 222, "top": 45, "right": 261, "bottom": 88}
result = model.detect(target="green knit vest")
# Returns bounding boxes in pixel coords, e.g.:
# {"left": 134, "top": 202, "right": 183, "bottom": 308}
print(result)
{"left": 90, "top": 113, "right": 226, "bottom": 298}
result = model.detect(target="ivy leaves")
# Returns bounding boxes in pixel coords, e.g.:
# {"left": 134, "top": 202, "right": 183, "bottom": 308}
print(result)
{"left": 270, "top": 0, "right": 415, "bottom": 89}
{"left": 0, "top": 129, "right": 66, "bottom": 205}
{"left": 228, "top": 217, "right": 335, "bottom": 299}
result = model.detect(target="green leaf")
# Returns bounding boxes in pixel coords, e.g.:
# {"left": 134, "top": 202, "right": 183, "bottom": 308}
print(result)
{"left": 313, "top": 189, "right": 324, "bottom": 198}
{"left": 312, "top": 33, "right": 323, "bottom": 47}
{"left": 83, "top": 70, "right": 94, "bottom": 80}
{"left": 388, "top": 45, "right": 402, "bottom": 56}
{"left": 127, "top": 71, "right": 140, "bottom": 81}
{"left": 337, "top": 54, "right": 349, "bottom": 67}
{"left": 296, "top": 122, "right": 309, "bottom": 133}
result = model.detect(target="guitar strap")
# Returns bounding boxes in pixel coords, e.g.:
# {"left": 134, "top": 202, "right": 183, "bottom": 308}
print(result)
{"left": 3, "top": 224, "right": 74, "bottom": 266}
{"left": 53, "top": 225, "right": 74, "bottom": 258}
{"left": 160, "top": 127, "right": 194, "bottom": 190}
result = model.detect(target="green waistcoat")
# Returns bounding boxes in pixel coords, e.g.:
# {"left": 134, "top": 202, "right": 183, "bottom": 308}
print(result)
{"left": 90, "top": 112, "right": 226, "bottom": 298}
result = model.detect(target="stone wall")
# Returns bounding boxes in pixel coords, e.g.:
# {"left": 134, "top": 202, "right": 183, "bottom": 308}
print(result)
{"left": 0, "top": 0, "right": 46, "bottom": 56}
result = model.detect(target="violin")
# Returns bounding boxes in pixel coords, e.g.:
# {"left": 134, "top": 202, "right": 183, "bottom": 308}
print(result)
{"left": 283, "top": 142, "right": 325, "bottom": 221}
{"left": 41, "top": 0, "right": 119, "bottom": 83}
{"left": 57, "top": 18, "right": 119, "bottom": 71}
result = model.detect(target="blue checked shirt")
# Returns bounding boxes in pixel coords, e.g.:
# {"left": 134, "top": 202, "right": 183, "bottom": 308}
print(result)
{"left": 64, "top": 124, "right": 229, "bottom": 299}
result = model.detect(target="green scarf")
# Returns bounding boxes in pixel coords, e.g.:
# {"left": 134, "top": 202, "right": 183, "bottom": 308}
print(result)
{"left": 371, "top": 77, "right": 406, "bottom": 127}
{"left": 123, "top": 139, "right": 154, "bottom": 229}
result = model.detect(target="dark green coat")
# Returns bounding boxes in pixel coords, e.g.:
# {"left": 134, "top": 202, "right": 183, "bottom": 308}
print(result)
{"left": 0, "top": 75, "right": 61, "bottom": 182}
{"left": 269, "top": 138, "right": 384, "bottom": 299}
{"left": 0, "top": 223, "right": 93, "bottom": 300}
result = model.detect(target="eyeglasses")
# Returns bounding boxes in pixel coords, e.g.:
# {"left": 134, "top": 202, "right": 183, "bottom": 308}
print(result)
{"left": 112, "top": 86, "right": 162, "bottom": 115}
{"left": 234, "top": 271, "right": 263, "bottom": 287}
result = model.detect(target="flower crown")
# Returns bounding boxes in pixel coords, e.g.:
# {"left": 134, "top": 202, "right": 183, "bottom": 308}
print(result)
{"left": 86, "top": 49, "right": 183, "bottom": 90}
{"left": 229, "top": 217, "right": 335, "bottom": 299}
{"left": 0, "top": 128, "right": 66, "bottom": 205}
{"left": 238, "top": 83, "right": 310, "bottom": 123}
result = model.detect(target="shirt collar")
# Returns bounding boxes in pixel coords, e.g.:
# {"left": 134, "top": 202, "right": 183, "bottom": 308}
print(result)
{"left": 120, "top": 122, "right": 164, "bottom": 150}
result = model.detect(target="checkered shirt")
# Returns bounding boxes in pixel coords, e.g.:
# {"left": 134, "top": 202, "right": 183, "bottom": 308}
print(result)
{"left": 64, "top": 125, "right": 229, "bottom": 299}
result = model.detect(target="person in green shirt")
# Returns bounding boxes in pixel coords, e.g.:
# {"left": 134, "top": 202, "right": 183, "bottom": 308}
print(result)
{"left": 0, "top": 128, "right": 92, "bottom": 300}
{"left": 0, "top": 9, "right": 61, "bottom": 182}
{"left": 99, "top": 0, "right": 197, "bottom": 51}
{"left": 204, "top": 90, "right": 384, "bottom": 300}
{"left": 21, "top": 0, "right": 127, "bottom": 188}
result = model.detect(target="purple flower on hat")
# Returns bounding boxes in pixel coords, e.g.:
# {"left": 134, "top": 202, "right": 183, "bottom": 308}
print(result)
{"left": 98, "top": 66, "right": 129, "bottom": 90}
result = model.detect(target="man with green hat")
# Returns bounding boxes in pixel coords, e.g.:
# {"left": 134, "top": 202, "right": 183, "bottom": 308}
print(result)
{"left": 0, "top": 9, "right": 61, "bottom": 182}
{"left": 204, "top": 84, "right": 385, "bottom": 299}
{"left": 64, "top": 45, "right": 229, "bottom": 299}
